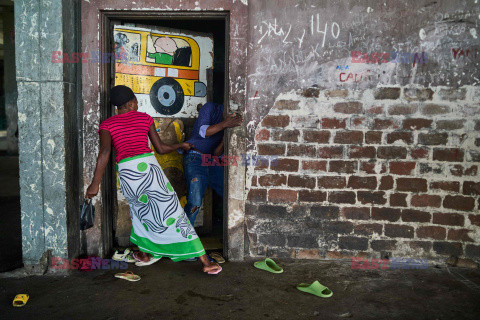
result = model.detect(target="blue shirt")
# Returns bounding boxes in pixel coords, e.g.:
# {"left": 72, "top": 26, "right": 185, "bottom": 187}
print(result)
{"left": 186, "top": 102, "right": 223, "bottom": 155}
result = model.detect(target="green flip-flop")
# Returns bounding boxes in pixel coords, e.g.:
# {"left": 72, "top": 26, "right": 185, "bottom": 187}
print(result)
{"left": 297, "top": 281, "right": 333, "bottom": 298}
{"left": 253, "top": 258, "right": 283, "bottom": 273}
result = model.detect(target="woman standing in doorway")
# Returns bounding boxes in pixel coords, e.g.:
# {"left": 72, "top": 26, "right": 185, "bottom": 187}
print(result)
{"left": 85, "top": 85, "right": 221, "bottom": 274}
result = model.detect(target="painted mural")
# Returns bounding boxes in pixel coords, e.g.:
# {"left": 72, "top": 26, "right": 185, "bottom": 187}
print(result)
{"left": 114, "top": 26, "right": 213, "bottom": 117}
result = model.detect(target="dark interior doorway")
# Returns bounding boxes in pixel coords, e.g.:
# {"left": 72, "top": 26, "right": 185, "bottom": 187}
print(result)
{"left": 0, "top": 2, "right": 22, "bottom": 273}
{"left": 101, "top": 13, "right": 229, "bottom": 258}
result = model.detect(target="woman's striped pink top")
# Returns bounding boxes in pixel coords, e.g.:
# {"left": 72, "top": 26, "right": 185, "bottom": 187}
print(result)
{"left": 98, "top": 111, "right": 154, "bottom": 163}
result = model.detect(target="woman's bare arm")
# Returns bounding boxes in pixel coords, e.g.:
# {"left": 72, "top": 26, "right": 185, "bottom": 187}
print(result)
{"left": 85, "top": 130, "right": 112, "bottom": 198}
{"left": 148, "top": 123, "right": 193, "bottom": 154}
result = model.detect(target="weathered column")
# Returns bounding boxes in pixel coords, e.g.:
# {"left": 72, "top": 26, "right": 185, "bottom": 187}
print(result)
{"left": 15, "top": 0, "right": 81, "bottom": 272}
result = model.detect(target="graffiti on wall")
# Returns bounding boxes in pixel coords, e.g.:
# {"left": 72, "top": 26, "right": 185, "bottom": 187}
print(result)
{"left": 114, "top": 26, "right": 213, "bottom": 118}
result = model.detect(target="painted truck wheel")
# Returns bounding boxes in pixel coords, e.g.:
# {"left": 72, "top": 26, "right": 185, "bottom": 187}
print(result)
{"left": 149, "top": 77, "right": 184, "bottom": 115}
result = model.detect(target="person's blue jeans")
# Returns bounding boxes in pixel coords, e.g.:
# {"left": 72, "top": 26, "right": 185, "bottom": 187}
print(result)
{"left": 183, "top": 152, "right": 224, "bottom": 225}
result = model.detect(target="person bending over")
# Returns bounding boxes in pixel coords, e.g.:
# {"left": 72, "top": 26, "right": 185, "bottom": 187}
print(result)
{"left": 86, "top": 85, "right": 221, "bottom": 274}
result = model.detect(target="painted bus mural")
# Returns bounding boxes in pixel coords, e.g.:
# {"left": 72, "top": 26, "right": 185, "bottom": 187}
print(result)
{"left": 114, "top": 26, "right": 213, "bottom": 117}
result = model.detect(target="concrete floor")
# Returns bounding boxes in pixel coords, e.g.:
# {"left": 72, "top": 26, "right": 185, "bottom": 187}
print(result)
{"left": 1, "top": 259, "right": 479, "bottom": 319}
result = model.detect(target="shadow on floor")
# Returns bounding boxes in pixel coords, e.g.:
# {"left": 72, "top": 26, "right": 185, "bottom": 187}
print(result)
{"left": 0, "top": 260, "right": 479, "bottom": 319}
{"left": 0, "top": 156, "right": 23, "bottom": 272}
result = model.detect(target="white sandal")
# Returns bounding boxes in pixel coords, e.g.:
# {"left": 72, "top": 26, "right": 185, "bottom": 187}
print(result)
{"left": 112, "top": 248, "right": 136, "bottom": 263}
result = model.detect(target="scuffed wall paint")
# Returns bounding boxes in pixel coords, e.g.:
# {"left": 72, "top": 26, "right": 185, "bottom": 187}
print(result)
{"left": 15, "top": 0, "right": 81, "bottom": 266}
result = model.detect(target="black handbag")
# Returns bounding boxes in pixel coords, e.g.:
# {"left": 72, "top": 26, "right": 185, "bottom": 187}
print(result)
{"left": 80, "top": 199, "right": 95, "bottom": 230}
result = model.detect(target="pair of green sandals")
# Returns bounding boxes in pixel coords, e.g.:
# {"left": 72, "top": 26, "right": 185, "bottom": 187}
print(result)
{"left": 254, "top": 258, "right": 333, "bottom": 298}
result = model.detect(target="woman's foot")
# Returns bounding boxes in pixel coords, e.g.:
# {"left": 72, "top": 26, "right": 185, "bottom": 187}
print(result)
{"left": 133, "top": 251, "right": 151, "bottom": 262}
{"left": 199, "top": 254, "right": 222, "bottom": 274}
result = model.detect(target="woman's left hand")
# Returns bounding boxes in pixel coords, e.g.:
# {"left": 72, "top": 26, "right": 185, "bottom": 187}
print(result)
{"left": 86, "top": 183, "right": 99, "bottom": 199}
{"left": 180, "top": 142, "right": 194, "bottom": 151}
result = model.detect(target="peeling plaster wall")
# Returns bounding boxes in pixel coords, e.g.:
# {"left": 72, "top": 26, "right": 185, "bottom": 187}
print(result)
{"left": 15, "top": 0, "right": 81, "bottom": 267}
{"left": 80, "top": 0, "right": 479, "bottom": 261}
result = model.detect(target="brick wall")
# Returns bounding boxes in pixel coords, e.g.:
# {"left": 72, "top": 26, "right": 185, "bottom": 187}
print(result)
{"left": 245, "top": 86, "right": 480, "bottom": 262}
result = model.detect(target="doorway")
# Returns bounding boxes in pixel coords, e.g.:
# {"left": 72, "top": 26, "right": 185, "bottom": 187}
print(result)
{"left": 0, "top": 2, "right": 21, "bottom": 272}
{"left": 100, "top": 12, "right": 230, "bottom": 259}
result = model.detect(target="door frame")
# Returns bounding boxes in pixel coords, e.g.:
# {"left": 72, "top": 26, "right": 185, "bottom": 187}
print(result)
{"left": 99, "top": 11, "right": 232, "bottom": 258}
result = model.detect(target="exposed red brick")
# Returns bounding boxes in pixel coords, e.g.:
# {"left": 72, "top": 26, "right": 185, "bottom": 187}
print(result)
{"left": 374, "top": 87, "right": 400, "bottom": 99}
{"left": 403, "top": 118, "right": 433, "bottom": 130}
{"left": 463, "top": 181, "right": 480, "bottom": 195}
{"left": 417, "top": 226, "right": 446, "bottom": 240}
{"left": 366, "top": 106, "right": 384, "bottom": 115}
{"left": 433, "top": 148, "right": 464, "bottom": 162}
{"left": 334, "top": 101, "right": 363, "bottom": 114}
{"left": 386, "top": 131, "right": 413, "bottom": 144}
{"left": 354, "top": 223, "right": 382, "bottom": 235}
{"left": 421, "top": 104, "right": 450, "bottom": 115}
{"left": 318, "top": 146, "right": 343, "bottom": 159}
{"left": 385, "top": 224, "right": 414, "bottom": 238}
{"left": 360, "top": 161, "right": 386, "bottom": 174}
{"left": 251, "top": 176, "right": 257, "bottom": 187}
{"left": 288, "top": 175, "right": 316, "bottom": 189}
{"left": 379, "top": 176, "right": 394, "bottom": 190}
{"left": 468, "top": 214, "right": 480, "bottom": 226}
{"left": 328, "top": 191, "right": 356, "bottom": 204}
{"left": 432, "top": 212, "right": 465, "bottom": 226}
{"left": 430, "top": 181, "right": 460, "bottom": 193}
{"left": 271, "top": 129, "right": 300, "bottom": 142}
{"left": 349, "top": 146, "right": 376, "bottom": 158}
{"left": 298, "top": 190, "right": 327, "bottom": 202}
{"left": 268, "top": 189, "right": 297, "bottom": 203}
{"left": 303, "top": 130, "right": 330, "bottom": 143}
{"left": 377, "top": 146, "right": 407, "bottom": 159}
{"left": 410, "top": 147, "right": 429, "bottom": 159}
{"left": 272, "top": 158, "right": 299, "bottom": 172}
{"left": 257, "top": 143, "right": 285, "bottom": 155}
{"left": 255, "top": 129, "right": 270, "bottom": 141}
{"left": 273, "top": 99, "right": 300, "bottom": 110}
{"left": 388, "top": 104, "right": 418, "bottom": 115}
{"left": 390, "top": 193, "right": 408, "bottom": 207}
{"left": 302, "top": 160, "right": 327, "bottom": 172}
{"left": 351, "top": 117, "right": 367, "bottom": 129}
{"left": 325, "top": 89, "right": 348, "bottom": 98}
{"left": 258, "top": 174, "right": 287, "bottom": 187}
{"left": 322, "top": 118, "right": 346, "bottom": 129}
{"left": 365, "top": 131, "right": 382, "bottom": 144}
{"left": 301, "top": 88, "right": 320, "bottom": 98}
{"left": 296, "top": 249, "right": 320, "bottom": 259}
{"left": 433, "top": 242, "right": 463, "bottom": 256}
{"left": 373, "top": 119, "right": 399, "bottom": 130}
{"left": 436, "top": 120, "right": 464, "bottom": 130}
{"left": 287, "top": 144, "right": 316, "bottom": 157}
{"left": 341, "top": 207, "right": 370, "bottom": 220}
{"left": 418, "top": 132, "right": 448, "bottom": 145}
{"left": 371, "top": 207, "right": 401, "bottom": 222}
{"left": 329, "top": 161, "right": 357, "bottom": 173}
{"left": 411, "top": 194, "right": 442, "bottom": 208}
{"left": 254, "top": 159, "right": 269, "bottom": 170}
{"left": 389, "top": 162, "right": 416, "bottom": 175}
{"left": 348, "top": 176, "right": 377, "bottom": 189}
{"left": 408, "top": 241, "right": 432, "bottom": 252}
{"left": 261, "top": 115, "right": 290, "bottom": 127}
{"left": 357, "top": 191, "right": 386, "bottom": 205}
{"left": 318, "top": 176, "right": 346, "bottom": 189}
{"left": 334, "top": 131, "right": 363, "bottom": 144}
{"left": 402, "top": 209, "right": 431, "bottom": 222}
{"left": 443, "top": 195, "right": 475, "bottom": 211}
{"left": 448, "top": 229, "right": 474, "bottom": 242}
{"left": 396, "top": 178, "right": 427, "bottom": 192}
{"left": 247, "top": 189, "right": 267, "bottom": 202}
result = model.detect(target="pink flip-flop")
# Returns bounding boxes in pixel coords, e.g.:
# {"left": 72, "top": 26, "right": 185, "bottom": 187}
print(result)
{"left": 208, "top": 265, "right": 222, "bottom": 275}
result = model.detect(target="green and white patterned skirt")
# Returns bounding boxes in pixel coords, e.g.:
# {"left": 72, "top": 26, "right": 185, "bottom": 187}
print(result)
{"left": 117, "top": 153, "right": 205, "bottom": 261}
